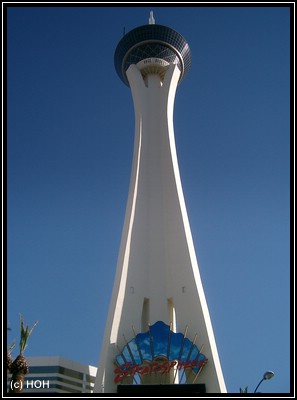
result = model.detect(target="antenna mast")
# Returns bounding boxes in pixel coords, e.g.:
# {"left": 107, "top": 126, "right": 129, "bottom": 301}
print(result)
{"left": 149, "top": 11, "right": 155, "bottom": 24}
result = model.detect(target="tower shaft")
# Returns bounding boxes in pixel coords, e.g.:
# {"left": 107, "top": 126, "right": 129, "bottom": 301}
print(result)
{"left": 94, "top": 63, "right": 226, "bottom": 393}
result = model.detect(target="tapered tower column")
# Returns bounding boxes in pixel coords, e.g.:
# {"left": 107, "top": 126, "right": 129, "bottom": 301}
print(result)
{"left": 94, "top": 16, "right": 226, "bottom": 394}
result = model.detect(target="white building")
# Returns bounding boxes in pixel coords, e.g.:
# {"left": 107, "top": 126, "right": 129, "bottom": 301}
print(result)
{"left": 95, "top": 13, "right": 226, "bottom": 394}
{"left": 7, "top": 356, "right": 97, "bottom": 394}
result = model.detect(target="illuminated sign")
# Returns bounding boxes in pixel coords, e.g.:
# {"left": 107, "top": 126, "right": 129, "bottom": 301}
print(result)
{"left": 114, "top": 321, "right": 207, "bottom": 384}
{"left": 114, "top": 359, "right": 207, "bottom": 383}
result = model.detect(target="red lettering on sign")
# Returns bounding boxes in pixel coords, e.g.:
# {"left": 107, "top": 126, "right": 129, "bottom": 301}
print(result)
{"left": 114, "top": 359, "right": 208, "bottom": 383}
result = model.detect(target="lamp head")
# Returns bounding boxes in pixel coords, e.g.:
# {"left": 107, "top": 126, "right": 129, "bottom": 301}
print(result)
{"left": 263, "top": 371, "right": 275, "bottom": 380}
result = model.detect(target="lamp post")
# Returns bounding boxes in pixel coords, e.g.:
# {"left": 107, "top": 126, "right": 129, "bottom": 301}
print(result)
{"left": 253, "top": 371, "right": 275, "bottom": 393}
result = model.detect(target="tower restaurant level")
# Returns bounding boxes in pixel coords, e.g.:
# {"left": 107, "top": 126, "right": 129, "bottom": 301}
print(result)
{"left": 114, "top": 23, "right": 191, "bottom": 86}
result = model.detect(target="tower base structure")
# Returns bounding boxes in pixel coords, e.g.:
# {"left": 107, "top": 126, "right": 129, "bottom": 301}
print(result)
{"left": 94, "top": 62, "right": 226, "bottom": 393}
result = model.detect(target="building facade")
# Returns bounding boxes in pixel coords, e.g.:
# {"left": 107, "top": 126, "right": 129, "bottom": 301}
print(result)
{"left": 95, "top": 14, "right": 226, "bottom": 394}
{"left": 7, "top": 356, "right": 97, "bottom": 394}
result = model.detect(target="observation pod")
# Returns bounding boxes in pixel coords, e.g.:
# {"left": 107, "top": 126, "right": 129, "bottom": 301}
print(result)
{"left": 94, "top": 14, "right": 227, "bottom": 394}
{"left": 114, "top": 22, "right": 191, "bottom": 86}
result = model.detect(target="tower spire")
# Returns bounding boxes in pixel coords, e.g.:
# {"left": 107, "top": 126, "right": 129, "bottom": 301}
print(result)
{"left": 149, "top": 11, "right": 155, "bottom": 24}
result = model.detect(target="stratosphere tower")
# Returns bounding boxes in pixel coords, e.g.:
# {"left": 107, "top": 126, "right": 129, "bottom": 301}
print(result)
{"left": 94, "top": 13, "right": 227, "bottom": 394}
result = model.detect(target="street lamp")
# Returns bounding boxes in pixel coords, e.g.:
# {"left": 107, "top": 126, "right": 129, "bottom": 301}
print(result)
{"left": 253, "top": 371, "right": 275, "bottom": 393}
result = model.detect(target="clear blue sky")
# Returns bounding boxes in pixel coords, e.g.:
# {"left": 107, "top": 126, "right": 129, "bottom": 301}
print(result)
{"left": 6, "top": 4, "right": 291, "bottom": 394}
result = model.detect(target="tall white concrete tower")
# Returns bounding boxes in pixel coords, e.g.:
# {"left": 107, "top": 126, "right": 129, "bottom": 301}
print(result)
{"left": 94, "top": 14, "right": 227, "bottom": 394}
